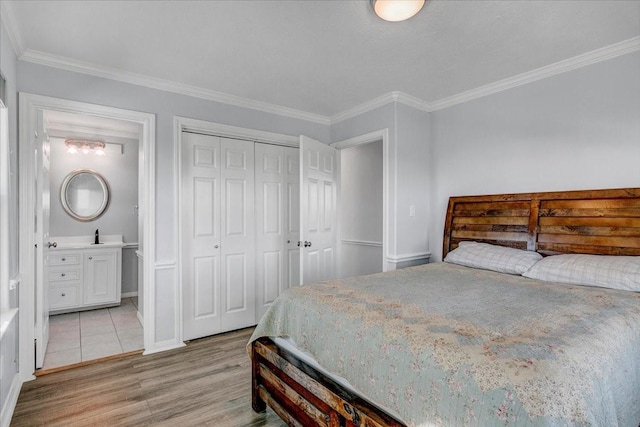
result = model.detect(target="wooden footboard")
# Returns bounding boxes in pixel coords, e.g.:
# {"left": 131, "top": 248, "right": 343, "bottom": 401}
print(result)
{"left": 252, "top": 337, "right": 406, "bottom": 427}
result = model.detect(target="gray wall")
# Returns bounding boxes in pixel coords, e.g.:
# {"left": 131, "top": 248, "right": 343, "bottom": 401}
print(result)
{"left": 49, "top": 137, "right": 139, "bottom": 244}
{"left": 428, "top": 51, "right": 640, "bottom": 261}
{"left": 332, "top": 102, "right": 431, "bottom": 267}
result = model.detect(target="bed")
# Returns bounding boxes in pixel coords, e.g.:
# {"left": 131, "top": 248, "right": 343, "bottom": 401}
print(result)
{"left": 249, "top": 187, "right": 640, "bottom": 427}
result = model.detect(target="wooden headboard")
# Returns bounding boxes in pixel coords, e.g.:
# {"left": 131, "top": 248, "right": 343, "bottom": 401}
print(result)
{"left": 443, "top": 187, "right": 640, "bottom": 258}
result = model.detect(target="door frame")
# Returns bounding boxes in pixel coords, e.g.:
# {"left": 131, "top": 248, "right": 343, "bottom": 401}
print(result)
{"left": 18, "top": 93, "right": 156, "bottom": 381}
{"left": 173, "top": 116, "right": 297, "bottom": 343}
{"left": 331, "top": 129, "right": 389, "bottom": 273}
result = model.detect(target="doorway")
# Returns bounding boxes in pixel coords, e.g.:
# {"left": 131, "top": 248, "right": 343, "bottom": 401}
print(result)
{"left": 338, "top": 139, "right": 384, "bottom": 278}
{"left": 332, "top": 129, "right": 389, "bottom": 277}
{"left": 18, "top": 94, "right": 155, "bottom": 380}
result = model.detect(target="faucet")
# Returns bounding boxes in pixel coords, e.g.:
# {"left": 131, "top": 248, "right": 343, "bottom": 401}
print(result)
{"left": 94, "top": 229, "right": 100, "bottom": 245}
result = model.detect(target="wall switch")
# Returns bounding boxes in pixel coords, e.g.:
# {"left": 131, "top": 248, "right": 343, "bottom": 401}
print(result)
{"left": 409, "top": 205, "right": 416, "bottom": 217}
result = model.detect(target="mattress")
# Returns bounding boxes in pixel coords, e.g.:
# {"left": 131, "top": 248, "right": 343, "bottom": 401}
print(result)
{"left": 250, "top": 262, "right": 640, "bottom": 427}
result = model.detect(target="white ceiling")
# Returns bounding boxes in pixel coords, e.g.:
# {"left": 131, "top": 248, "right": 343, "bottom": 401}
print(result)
{"left": 4, "top": 0, "right": 640, "bottom": 119}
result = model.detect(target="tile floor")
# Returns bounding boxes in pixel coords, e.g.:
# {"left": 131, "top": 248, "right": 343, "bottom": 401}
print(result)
{"left": 42, "top": 297, "right": 143, "bottom": 370}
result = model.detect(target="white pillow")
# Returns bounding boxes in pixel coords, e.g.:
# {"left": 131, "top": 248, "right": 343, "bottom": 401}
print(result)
{"left": 523, "top": 254, "right": 640, "bottom": 292}
{"left": 444, "top": 241, "right": 542, "bottom": 275}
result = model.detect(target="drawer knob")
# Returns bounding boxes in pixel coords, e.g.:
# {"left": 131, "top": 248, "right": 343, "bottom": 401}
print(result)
{"left": 61, "top": 293, "right": 66, "bottom": 297}
{"left": 88, "top": 256, "right": 93, "bottom": 260}
{"left": 61, "top": 258, "right": 66, "bottom": 261}
{"left": 61, "top": 273, "right": 66, "bottom": 277}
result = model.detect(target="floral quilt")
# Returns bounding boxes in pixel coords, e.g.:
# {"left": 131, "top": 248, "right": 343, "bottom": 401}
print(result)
{"left": 249, "top": 262, "right": 640, "bottom": 427}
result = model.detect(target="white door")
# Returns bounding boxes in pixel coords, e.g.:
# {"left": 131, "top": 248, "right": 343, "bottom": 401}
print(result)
{"left": 83, "top": 251, "right": 118, "bottom": 305}
{"left": 182, "top": 133, "right": 256, "bottom": 340}
{"left": 219, "top": 137, "right": 255, "bottom": 331}
{"left": 299, "top": 136, "right": 338, "bottom": 285}
{"left": 255, "top": 144, "right": 300, "bottom": 319}
{"left": 182, "top": 132, "right": 222, "bottom": 340}
{"left": 35, "top": 110, "right": 51, "bottom": 369}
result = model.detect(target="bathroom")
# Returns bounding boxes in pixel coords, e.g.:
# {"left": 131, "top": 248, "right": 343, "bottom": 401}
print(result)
{"left": 42, "top": 110, "right": 143, "bottom": 370}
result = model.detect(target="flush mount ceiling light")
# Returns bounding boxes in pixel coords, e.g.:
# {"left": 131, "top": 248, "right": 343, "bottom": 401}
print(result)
{"left": 371, "top": 0, "right": 425, "bottom": 22}
{"left": 65, "top": 139, "right": 106, "bottom": 156}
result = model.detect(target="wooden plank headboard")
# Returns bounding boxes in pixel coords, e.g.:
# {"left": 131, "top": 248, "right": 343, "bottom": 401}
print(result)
{"left": 442, "top": 187, "right": 640, "bottom": 258}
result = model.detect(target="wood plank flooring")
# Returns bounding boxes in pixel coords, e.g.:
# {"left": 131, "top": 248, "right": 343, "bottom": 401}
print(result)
{"left": 11, "top": 327, "right": 286, "bottom": 427}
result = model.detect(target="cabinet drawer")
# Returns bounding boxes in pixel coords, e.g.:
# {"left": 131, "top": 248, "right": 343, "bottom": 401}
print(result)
{"left": 49, "top": 269, "right": 81, "bottom": 282}
{"left": 49, "top": 253, "right": 81, "bottom": 266}
{"left": 49, "top": 285, "right": 81, "bottom": 310}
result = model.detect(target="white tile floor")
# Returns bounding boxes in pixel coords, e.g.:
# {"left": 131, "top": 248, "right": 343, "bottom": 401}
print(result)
{"left": 43, "top": 297, "right": 143, "bottom": 370}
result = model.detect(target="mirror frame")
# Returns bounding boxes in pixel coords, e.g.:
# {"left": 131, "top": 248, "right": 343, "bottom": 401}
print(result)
{"left": 60, "top": 168, "right": 110, "bottom": 222}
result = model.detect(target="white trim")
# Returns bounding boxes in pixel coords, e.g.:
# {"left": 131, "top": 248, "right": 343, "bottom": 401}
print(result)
{"left": 20, "top": 49, "right": 330, "bottom": 126}
{"left": 136, "top": 310, "right": 144, "bottom": 328}
{"left": 121, "top": 291, "right": 138, "bottom": 298}
{"left": 143, "top": 339, "right": 186, "bottom": 355}
{"left": 0, "top": 1, "right": 24, "bottom": 57}
{"left": 0, "top": 103, "right": 9, "bottom": 313}
{"left": 18, "top": 93, "right": 156, "bottom": 381}
{"left": 155, "top": 261, "right": 176, "bottom": 270}
{"left": 0, "top": 372, "right": 21, "bottom": 427}
{"left": 429, "top": 36, "right": 640, "bottom": 112}
{"left": 386, "top": 252, "right": 431, "bottom": 264}
{"left": 332, "top": 128, "right": 389, "bottom": 273}
{"left": 341, "top": 239, "right": 383, "bottom": 248}
{"left": 176, "top": 116, "right": 299, "bottom": 147}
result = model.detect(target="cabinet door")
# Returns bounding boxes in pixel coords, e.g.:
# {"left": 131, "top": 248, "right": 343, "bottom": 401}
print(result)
{"left": 84, "top": 251, "right": 118, "bottom": 305}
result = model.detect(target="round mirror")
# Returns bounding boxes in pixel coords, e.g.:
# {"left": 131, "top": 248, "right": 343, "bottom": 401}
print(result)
{"left": 60, "top": 169, "right": 110, "bottom": 221}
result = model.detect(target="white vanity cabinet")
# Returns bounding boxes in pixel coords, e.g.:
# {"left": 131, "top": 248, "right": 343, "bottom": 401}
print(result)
{"left": 48, "top": 237, "right": 123, "bottom": 313}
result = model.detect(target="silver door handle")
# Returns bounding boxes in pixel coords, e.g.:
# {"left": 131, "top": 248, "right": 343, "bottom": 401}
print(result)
{"left": 48, "top": 241, "right": 57, "bottom": 248}
{"left": 304, "top": 241, "right": 312, "bottom": 247}
{"left": 297, "top": 241, "right": 302, "bottom": 247}
{"left": 214, "top": 245, "right": 219, "bottom": 249}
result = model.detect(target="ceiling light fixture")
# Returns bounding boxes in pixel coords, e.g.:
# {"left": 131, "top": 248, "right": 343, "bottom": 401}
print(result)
{"left": 65, "top": 139, "right": 106, "bottom": 156}
{"left": 371, "top": 0, "right": 425, "bottom": 22}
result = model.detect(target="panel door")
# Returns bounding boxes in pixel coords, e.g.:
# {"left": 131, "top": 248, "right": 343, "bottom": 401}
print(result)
{"left": 35, "top": 109, "right": 50, "bottom": 369}
{"left": 254, "top": 144, "right": 300, "bottom": 319}
{"left": 300, "top": 136, "right": 338, "bottom": 285}
{"left": 284, "top": 147, "right": 300, "bottom": 289}
{"left": 220, "top": 137, "right": 255, "bottom": 331}
{"left": 181, "top": 132, "right": 222, "bottom": 340}
{"left": 83, "top": 251, "right": 118, "bottom": 305}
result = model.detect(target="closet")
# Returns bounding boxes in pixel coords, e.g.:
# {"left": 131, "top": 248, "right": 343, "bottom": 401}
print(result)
{"left": 181, "top": 132, "right": 299, "bottom": 340}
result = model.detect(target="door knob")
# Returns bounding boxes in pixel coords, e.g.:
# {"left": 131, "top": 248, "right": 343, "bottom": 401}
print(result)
{"left": 214, "top": 245, "right": 219, "bottom": 249}
{"left": 48, "top": 241, "right": 58, "bottom": 248}
{"left": 297, "top": 241, "right": 302, "bottom": 247}
{"left": 304, "top": 241, "right": 312, "bottom": 247}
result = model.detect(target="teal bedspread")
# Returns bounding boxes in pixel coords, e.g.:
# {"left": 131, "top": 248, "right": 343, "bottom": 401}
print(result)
{"left": 249, "top": 263, "right": 640, "bottom": 427}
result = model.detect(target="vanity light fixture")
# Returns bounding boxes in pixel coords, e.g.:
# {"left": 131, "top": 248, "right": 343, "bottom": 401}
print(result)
{"left": 371, "top": 0, "right": 425, "bottom": 22}
{"left": 65, "top": 139, "right": 106, "bottom": 156}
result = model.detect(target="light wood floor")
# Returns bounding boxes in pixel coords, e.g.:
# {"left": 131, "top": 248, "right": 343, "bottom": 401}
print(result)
{"left": 11, "top": 327, "right": 286, "bottom": 426}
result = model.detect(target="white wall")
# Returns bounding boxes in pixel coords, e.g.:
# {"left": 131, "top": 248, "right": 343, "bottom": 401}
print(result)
{"left": 49, "top": 136, "right": 139, "bottom": 294}
{"left": 428, "top": 51, "right": 640, "bottom": 261}
{"left": 339, "top": 140, "right": 383, "bottom": 278}
{"left": 17, "top": 60, "right": 330, "bottom": 345}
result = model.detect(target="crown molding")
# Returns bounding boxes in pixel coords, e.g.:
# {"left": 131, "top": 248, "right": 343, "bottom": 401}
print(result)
{"left": 429, "top": 36, "right": 640, "bottom": 112}
{"left": 14, "top": 35, "right": 639, "bottom": 127}
{"left": 0, "top": 1, "right": 25, "bottom": 57}
{"left": 20, "top": 49, "right": 331, "bottom": 126}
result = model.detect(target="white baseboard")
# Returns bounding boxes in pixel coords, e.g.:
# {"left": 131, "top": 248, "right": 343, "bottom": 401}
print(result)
{"left": 143, "top": 340, "right": 185, "bottom": 356}
{"left": 0, "top": 374, "right": 22, "bottom": 427}
{"left": 121, "top": 292, "right": 139, "bottom": 298}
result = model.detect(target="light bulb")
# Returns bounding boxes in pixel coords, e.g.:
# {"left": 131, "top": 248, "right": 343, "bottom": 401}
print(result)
{"left": 67, "top": 146, "right": 77, "bottom": 154}
{"left": 372, "top": 0, "right": 425, "bottom": 22}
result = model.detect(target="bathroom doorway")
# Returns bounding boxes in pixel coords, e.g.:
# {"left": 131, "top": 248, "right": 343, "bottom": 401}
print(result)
{"left": 19, "top": 94, "right": 155, "bottom": 379}
{"left": 42, "top": 110, "right": 144, "bottom": 370}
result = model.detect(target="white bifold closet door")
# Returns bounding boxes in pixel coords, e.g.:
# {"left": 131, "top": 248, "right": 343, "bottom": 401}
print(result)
{"left": 182, "top": 132, "right": 255, "bottom": 340}
{"left": 255, "top": 144, "right": 300, "bottom": 320}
